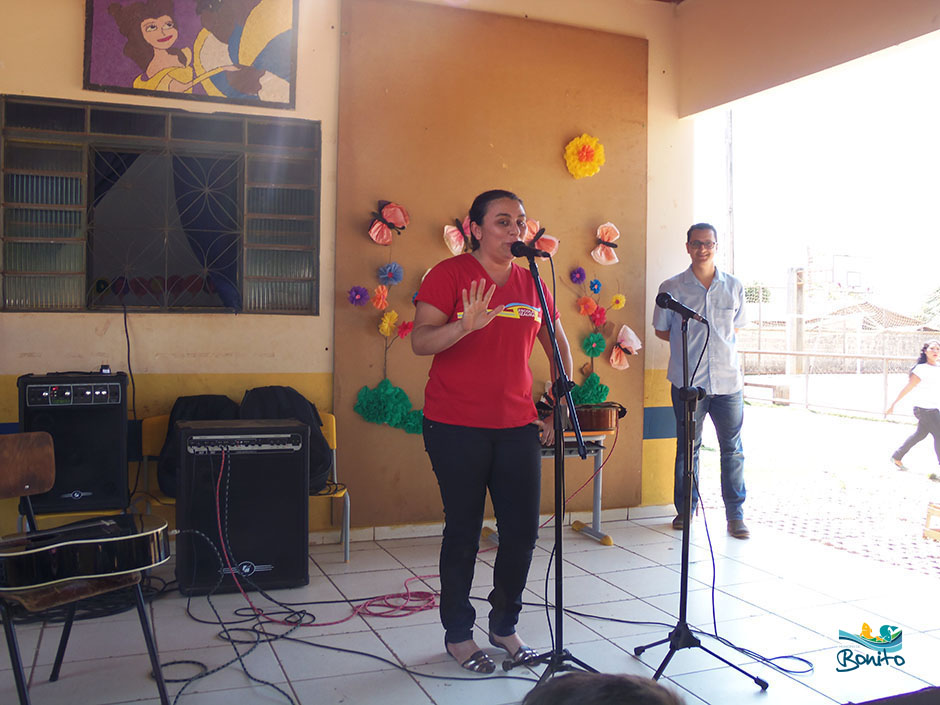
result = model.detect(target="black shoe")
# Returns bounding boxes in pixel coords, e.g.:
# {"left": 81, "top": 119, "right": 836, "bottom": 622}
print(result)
{"left": 671, "top": 515, "right": 684, "bottom": 530}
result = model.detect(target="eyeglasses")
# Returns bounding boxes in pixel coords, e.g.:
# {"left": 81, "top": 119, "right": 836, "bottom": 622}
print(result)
{"left": 688, "top": 240, "right": 716, "bottom": 250}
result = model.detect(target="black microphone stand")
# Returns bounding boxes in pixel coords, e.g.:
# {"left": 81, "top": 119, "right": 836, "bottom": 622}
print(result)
{"left": 505, "top": 253, "right": 596, "bottom": 683}
{"left": 633, "top": 315, "right": 768, "bottom": 691}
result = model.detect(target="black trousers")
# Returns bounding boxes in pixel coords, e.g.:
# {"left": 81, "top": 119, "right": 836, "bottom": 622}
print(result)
{"left": 423, "top": 418, "right": 541, "bottom": 644}
{"left": 893, "top": 406, "right": 940, "bottom": 464}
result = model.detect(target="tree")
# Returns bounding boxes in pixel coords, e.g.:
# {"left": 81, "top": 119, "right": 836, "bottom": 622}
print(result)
{"left": 922, "top": 285, "right": 940, "bottom": 323}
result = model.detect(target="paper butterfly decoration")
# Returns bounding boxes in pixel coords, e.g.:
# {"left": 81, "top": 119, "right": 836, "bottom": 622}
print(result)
{"left": 443, "top": 216, "right": 471, "bottom": 256}
{"left": 610, "top": 324, "right": 642, "bottom": 370}
{"left": 369, "top": 201, "right": 410, "bottom": 246}
{"left": 523, "top": 219, "right": 559, "bottom": 257}
{"left": 591, "top": 222, "right": 620, "bottom": 265}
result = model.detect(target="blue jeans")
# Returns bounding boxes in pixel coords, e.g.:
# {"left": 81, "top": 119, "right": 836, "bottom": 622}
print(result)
{"left": 422, "top": 418, "right": 541, "bottom": 644}
{"left": 672, "top": 386, "right": 746, "bottom": 521}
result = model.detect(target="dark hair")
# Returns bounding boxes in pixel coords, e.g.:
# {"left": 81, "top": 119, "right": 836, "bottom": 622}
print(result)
{"left": 686, "top": 222, "right": 717, "bottom": 242}
{"left": 522, "top": 673, "right": 685, "bottom": 705}
{"left": 466, "top": 189, "right": 524, "bottom": 252}
{"left": 109, "top": 0, "right": 184, "bottom": 72}
{"left": 913, "top": 339, "right": 940, "bottom": 370}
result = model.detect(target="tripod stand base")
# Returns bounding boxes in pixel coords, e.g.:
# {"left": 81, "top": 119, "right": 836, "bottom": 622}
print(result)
{"left": 634, "top": 622, "right": 768, "bottom": 690}
{"left": 507, "top": 648, "right": 597, "bottom": 685}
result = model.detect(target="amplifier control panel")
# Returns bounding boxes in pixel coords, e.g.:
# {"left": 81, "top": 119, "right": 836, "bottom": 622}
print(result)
{"left": 186, "top": 433, "right": 304, "bottom": 455}
{"left": 25, "top": 382, "right": 122, "bottom": 407}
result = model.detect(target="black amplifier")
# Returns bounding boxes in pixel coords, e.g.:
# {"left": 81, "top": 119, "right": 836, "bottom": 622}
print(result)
{"left": 17, "top": 371, "right": 129, "bottom": 513}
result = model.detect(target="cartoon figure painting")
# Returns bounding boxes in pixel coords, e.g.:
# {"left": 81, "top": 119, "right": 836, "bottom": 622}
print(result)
{"left": 83, "top": 0, "right": 298, "bottom": 108}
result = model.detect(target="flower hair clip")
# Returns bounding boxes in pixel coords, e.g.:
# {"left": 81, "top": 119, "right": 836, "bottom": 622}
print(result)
{"left": 368, "top": 200, "right": 410, "bottom": 245}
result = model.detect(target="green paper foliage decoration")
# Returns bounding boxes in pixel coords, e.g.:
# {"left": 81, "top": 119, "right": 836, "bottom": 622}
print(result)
{"left": 570, "top": 372, "right": 609, "bottom": 405}
{"left": 354, "top": 378, "right": 423, "bottom": 433}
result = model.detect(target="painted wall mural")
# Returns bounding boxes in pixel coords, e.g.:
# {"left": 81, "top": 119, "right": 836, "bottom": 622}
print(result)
{"left": 84, "top": 0, "right": 298, "bottom": 108}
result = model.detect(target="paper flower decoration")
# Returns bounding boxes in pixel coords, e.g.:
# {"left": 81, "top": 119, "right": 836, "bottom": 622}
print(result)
{"left": 581, "top": 332, "right": 606, "bottom": 358}
{"left": 564, "top": 133, "right": 606, "bottom": 179}
{"left": 443, "top": 216, "right": 471, "bottom": 256}
{"left": 589, "top": 279, "right": 601, "bottom": 294}
{"left": 523, "top": 219, "right": 560, "bottom": 257}
{"left": 589, "top": 306, "right": 607, "bottom": 328}
{"left": 577, "top": 296, "right": 598, "bottom": 316}
{"left": 570, "top": 267, "right": 586, "bottom": 285}
{"left": 348, "top": 286, "right": 370, "bottom": 306}
{"left": 379, "top": 310, "right": 399, "bottom": 337}
{"left": 591, "top": 222, "right": 620, "bottom": 265}
{"left": 571, "top": 372, "right": 610, "bottom": 405}
{"left": 372, "top": 284, "right": 389, "bottom": 310}
{"left": 368, "top": 200, "right": 410, "bottom": 245}
{"left": 610, "top": 324, "right": 643, "bottom": 371}
{"left": 397, "top": 320, "right": 414, "bottom": 339}
{"left": 610, "top": 294, "right": 625, "bottom": 310}
{"left": 378, "top": 262, "right": 404, "bottom": 286}
{"left": 354, "top": 378, "right": 423, "bottom": 433}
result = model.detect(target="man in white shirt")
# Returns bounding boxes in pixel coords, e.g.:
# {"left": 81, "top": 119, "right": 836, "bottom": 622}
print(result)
{"left": 652, "top": 223, "right": 750, "bottom": 539}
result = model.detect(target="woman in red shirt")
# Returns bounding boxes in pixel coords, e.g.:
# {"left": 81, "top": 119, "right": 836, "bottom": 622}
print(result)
{"left": 413, "top": 189, "right": 573, "bottom": 673}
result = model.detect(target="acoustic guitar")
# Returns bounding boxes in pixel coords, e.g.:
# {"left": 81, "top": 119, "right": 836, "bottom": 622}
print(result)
{"left": 0, "top": 514, "right": 170, "bottom": 591}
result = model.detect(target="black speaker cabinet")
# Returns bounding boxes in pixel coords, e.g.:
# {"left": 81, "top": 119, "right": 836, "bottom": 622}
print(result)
{"left": 175, "top": 419, "right": 310, "bottom": 595}
{"left": 17, "top": 372, "right": 129, "bottom": 513}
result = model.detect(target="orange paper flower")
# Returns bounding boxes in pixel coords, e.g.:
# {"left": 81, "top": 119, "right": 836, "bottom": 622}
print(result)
{"left": 372, "top": 284, "right": 389, "bottom": 310}
{"left": 577, "top": 296, "right": 598, "bottom": 316}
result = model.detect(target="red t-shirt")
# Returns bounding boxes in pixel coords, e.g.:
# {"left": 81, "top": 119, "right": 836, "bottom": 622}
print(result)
{"left": 416, "top": 253, "right": 558, "bottom": 428}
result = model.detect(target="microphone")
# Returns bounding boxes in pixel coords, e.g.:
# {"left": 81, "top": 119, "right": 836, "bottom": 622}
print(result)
{"left": 656, "top": 292, "right": 708, "bottom": 324}
{"left": 510, "top": 241, "right": 551, "bottom": 259}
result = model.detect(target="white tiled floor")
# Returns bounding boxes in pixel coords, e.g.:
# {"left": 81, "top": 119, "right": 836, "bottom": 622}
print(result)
{"left": 3, "top": 513, "right": 938, "bottom": 705}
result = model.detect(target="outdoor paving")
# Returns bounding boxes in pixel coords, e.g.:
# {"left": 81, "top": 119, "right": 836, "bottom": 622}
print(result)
{"left": 693, "top": 400, "right": 940, "bottom": 577}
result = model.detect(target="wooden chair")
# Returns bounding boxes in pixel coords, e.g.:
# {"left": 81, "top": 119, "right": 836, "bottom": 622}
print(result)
{"left": 313, "top": 412, "right": 350, "bottom": 562}
{"left": 0, "top": 432, "right": 170, "bottom": 705}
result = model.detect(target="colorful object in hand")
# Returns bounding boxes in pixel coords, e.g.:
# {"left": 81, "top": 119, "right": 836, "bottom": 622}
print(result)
{"left": 591, "top": 222, "right": 620, "bottom": 265}
{"left": 369, "top": 201, "right": 410, "bottom": 245}
{"left": 564, "top": 133, "right": 606, "bottom": 179}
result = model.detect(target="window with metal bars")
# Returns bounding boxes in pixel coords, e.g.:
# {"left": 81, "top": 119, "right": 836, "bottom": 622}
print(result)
{"left": 1, "top": 95, "right": 320, "bottom": 314}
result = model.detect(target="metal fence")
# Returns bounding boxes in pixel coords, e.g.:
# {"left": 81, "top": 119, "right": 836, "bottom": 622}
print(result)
{"left": 739, "top": 348, "right": 917, "bottom": 418}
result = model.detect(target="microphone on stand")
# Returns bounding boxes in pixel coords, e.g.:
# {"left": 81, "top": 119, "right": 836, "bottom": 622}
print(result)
{"left": 510, "top": 241, "right": 551, "bottom": 259}
{"left": 656, "top": 292, "right": 708, "bottom": 324}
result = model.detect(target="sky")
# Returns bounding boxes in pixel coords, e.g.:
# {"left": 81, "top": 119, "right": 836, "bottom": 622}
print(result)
{"left": 693, "top": 29, "right": 940, "bottom": 318}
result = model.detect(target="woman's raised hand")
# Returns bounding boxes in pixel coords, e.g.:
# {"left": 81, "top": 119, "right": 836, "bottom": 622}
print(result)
{"left": 460, "top": 278, "right": 505, "bottom": 333}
